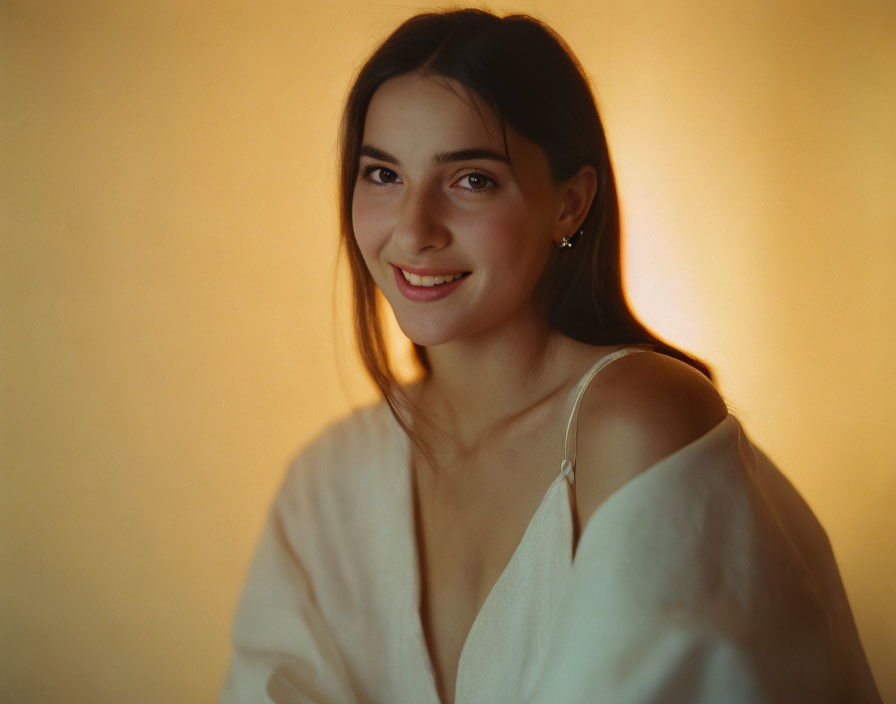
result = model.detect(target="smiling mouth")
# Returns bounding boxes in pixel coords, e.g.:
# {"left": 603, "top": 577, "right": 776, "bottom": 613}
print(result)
{"left": 399, "top": 269, "right": 469, "bottom": 287}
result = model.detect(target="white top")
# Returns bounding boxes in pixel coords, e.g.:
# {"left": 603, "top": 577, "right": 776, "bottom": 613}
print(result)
{"left": 221, "top": 349, "right": 880, "bottom": 703}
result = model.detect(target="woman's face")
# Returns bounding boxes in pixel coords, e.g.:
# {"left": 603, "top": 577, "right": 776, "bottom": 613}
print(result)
{"left": 351, "top": 73, "right": 566, "bottom": 348}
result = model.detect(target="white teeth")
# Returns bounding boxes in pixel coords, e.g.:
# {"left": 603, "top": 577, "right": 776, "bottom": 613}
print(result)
{"left": 401, "top": 270, "right": 465, "bottom": 287}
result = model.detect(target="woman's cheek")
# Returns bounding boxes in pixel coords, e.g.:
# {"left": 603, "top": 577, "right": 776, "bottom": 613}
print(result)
{"left": 351, "top": 194, "right": 380, "bottom": 259}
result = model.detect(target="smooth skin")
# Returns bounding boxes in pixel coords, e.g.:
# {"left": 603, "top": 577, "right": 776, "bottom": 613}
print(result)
{"left": 352, "top": 73, "right": 727, "bottom": 704}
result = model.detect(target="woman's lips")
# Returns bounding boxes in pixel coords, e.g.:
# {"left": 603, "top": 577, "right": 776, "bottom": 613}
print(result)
{"left": 400, "top": 269, "right": 466, "bottom": 287}
{"left": 391, "top": 264, "right": 470, "bottom": 302}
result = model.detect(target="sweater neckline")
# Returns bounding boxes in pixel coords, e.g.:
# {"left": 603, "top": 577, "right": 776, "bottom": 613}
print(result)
{"left": 393, "top": 349, "right": 650, "bottom": 703}
{"left": 397, "top": 418, "right": 575, "bottom": 704}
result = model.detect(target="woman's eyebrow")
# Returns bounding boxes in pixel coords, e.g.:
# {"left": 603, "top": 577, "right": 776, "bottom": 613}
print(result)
{"left": 358, "top": 145, "right": 509, "bottom": 165}
{"left": 433, "top": 148, "right": 509, "bottom": 164}
{"left": 359, "top": 145, "right": 399, "bottom": 163}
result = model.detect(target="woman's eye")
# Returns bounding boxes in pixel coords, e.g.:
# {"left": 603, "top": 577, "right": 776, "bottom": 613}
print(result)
{"left": 362, "top": 166, "right": 401, "bottom": 185}
{"left": 456, "top": 172, "right": 493, "bottom": 191}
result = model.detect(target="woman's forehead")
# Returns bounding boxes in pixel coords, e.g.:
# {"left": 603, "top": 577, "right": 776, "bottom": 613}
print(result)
{"left": 362, "top": 73, "right": 507, "bottom": 156}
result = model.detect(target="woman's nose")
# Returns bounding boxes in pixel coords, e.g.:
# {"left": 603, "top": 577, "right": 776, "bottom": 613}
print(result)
{"left": 393, "top": 183, "right": 450, "bottom": 252}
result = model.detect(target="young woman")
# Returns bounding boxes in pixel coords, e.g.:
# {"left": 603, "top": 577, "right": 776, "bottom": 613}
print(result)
{"left": 222, "top": 10, "right": 881, "bottom": 704}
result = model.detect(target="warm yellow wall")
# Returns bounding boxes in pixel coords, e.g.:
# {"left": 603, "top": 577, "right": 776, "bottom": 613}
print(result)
{"left": 2, "top": 1, "right": 893, "bottom": 701}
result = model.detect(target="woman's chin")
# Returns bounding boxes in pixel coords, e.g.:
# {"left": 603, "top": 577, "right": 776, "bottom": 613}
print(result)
{"left": 391, "top": 315, "right": 471, "bottom": 350}
{"left": 395, "top": 326, "right": 448, "bottom": 350}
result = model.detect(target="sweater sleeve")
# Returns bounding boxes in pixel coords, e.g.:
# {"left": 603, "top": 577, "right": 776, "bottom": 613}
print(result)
{"left": 220, "top": 484, "right": 359, "bottom": 704}
{"left": 523, "top": 417, "right": 845, "bottom": 704}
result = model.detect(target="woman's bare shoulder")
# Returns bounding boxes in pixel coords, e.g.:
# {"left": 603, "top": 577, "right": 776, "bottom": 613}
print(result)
{"left": 573, "top": 350, "right": 728, "bottom": 528}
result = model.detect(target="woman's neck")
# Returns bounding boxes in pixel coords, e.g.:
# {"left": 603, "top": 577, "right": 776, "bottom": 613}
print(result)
{"left": 417, "top": 318, "right": 580, "bottom": 455}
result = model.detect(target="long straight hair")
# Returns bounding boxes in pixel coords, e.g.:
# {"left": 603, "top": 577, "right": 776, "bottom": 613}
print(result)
{"left": 338, "top": 10, "right": 711, "bottom": 435}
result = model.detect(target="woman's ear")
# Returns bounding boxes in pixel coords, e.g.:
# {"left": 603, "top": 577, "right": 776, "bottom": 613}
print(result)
{"left": 554, "top": 165, "right": 598, "bottom": 245}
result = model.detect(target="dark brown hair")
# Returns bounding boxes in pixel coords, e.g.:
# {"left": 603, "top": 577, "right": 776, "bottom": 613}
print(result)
{"left": 338, "top": 9, "right": 711, "bottom": 430}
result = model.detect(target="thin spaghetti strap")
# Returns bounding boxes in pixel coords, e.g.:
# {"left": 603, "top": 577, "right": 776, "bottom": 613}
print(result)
{"left": 560, "top": 347, "right": 649, "bottom": 484}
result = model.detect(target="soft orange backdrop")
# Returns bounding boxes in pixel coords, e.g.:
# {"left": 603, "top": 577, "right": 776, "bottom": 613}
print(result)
{"left": 2, "top": 1, "right": 893, "bottom": 702}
